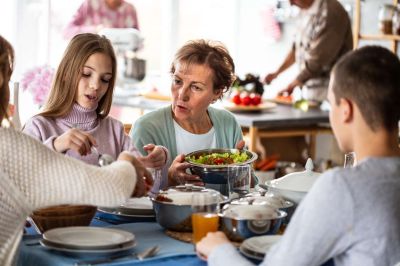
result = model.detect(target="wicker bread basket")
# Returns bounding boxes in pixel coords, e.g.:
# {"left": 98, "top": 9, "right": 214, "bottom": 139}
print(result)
{"left": 30, "top": 205, "right": 97, "bottom": 233}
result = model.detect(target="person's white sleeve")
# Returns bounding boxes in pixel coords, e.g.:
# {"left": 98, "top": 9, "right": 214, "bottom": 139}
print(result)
{"left": 0, "top": 128, "right": 137, "bottom": 210}
{"left": 264, "top": 170, "right": 353, "bottom": 265}
{"left": 209, "top": 243, "right": 255, "bottom": 266}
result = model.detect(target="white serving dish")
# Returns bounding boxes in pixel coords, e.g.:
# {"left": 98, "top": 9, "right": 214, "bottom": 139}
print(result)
{"left": 265, "top": 158, "right": 320, "bottom": 204}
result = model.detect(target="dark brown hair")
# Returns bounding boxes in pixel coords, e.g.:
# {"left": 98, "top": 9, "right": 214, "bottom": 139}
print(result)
{"left": 40, "top": 33, "right": 117, "bottom": 119}
{"left": 332, "top": 45, "right": 400, "bottom": 131}
{"left": 0, "top": 35, "right": 14, "bottom": 123}
{"left": 170, "top": 39, "right": 235, "bottom": 97}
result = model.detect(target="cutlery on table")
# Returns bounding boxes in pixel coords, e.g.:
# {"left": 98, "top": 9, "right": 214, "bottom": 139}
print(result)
{"left": 91, "top": 146, "right": 114, "bottom": 166}
{"left": 74, "top": 245, "right": 160, "bottom": 265}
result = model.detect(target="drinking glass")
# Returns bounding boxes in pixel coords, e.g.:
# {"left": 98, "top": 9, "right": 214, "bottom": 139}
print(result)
{"left": 227, "top": 165, "right": 251, "bottom": 199}
{"left": 191, "top": 191, "right": 220, "bottom": 244}
{"left": 344, "top": 152, "right": 356, "bottom": 168}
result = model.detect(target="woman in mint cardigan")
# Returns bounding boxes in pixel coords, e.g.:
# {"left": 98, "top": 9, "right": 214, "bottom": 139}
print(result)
{"left": 130, "top": 39, "right": 244, "bottom": 192}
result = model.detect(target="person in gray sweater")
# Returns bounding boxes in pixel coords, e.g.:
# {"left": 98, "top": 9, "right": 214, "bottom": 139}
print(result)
{"left": 197, "top": 46, "right": 400, "bottom": 266}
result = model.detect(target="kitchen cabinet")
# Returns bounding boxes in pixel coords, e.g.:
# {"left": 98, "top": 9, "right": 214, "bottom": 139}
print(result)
{"left": 353, "top": 0, "right": 399, "bottom": 53}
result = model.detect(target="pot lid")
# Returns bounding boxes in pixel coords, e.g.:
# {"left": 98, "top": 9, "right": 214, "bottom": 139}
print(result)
{"left": 221, "top": 204, "right": 285, "bottom": 220}
{"left": 267, "top": 158, "right": 320, "bottom": 192}
{"left": 153, "top": 185, "right": 225, "bottom": 205}
{"left": 231, "top": 195, "right": 293, "bottom": 209}
{"left": 168, "top": 184, "right": 206, "bottom": 192}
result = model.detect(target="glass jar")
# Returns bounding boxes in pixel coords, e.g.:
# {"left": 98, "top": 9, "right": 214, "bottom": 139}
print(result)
{"left": 379, "top": 4, "right": 396, "bottom": 34}
{"left": 393, "top": 8, "right": 400, "bottom": 35}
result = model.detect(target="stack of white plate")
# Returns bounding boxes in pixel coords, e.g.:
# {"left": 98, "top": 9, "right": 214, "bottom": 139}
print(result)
{"left": 40, "top": 226, "right": 136, "bottom": 256}
{"left": 239, "top": 235, "right": 282, "bottom": 261}
{"left": 98, "top": 196, "right": 155, "bottom": 220}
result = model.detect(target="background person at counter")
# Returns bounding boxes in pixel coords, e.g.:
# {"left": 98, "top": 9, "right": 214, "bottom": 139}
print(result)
{"left": 130, "top": 39, "right": 245, "bottom": 191}
{"left": 197, "top": 46, "right": 400, "bottom": 265}
{"left": 64, "top": 0, "right": 140, "bottom": 39}
{"left": 0, "top": 35, "right": 152, "bottom": 266}
{"left": 23, "top": 33, "right": 166, "bottom": 181}
{"left": 264, "top": 0, "right": 352, "bottom": 102}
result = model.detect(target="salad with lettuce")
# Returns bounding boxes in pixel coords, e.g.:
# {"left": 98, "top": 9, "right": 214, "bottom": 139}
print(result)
{"left": 186, "top": 151, "right": 249, "bottom": 165}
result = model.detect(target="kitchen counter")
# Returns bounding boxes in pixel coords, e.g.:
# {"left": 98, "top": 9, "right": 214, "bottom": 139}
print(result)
{"left": 229, "top": 104, "right": 331, "bottom": 159}
{"left": 112, "top": 95, "right": 332, "bottom": 159}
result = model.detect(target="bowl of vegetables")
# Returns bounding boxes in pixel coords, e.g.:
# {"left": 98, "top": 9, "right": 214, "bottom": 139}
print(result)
{"left": 185, "top": 149, "right": 257, "bottom": 195}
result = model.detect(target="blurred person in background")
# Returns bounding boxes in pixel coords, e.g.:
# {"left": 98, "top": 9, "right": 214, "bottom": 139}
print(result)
{"left": 64, "top": 0, "right": 139, "bottom": 39}
{"left": 264, "top": 0, "right": 352, "bottom": 102}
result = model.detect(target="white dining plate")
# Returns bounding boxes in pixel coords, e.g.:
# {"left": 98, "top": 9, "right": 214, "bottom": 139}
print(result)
{"left": 97, "top": 197, "right": 155, "bottom": 218}
{"left": 43, "top": 226, "right": 135, "bottom": 250}
{"left": 40, "top": 239, "right": 136, "bottom": 256}
{"left": 223, "top": 101, "right": 277, "bottom": 112}
{"left": 240, "top": 235, "right": 282, "bottom": 257}
{"left": 118, "top": 197, "right": 155, "bottom": 215}
{"left": 122, "top": 197, "right": 153, "bottom": 209}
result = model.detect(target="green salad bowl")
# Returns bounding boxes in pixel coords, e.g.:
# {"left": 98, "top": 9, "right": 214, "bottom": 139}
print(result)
{"left": 185, "top": 148, "right": 258, "bottom": 190}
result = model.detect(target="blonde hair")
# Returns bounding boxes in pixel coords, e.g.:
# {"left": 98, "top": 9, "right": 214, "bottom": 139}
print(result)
{"left": 0, "top": 35, "right": 14, "bottom": 123}
{"left": 40, "top": 33, "right": 117, "bottom": 119}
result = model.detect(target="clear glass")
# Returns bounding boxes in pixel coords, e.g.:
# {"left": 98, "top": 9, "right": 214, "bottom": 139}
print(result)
{"left": 191, "top": 191, "right": 220, "bottom": 244}
{"left": 343, "top": 152, "right": 357, "bottom": 168}
{"left": 227, "top": 165, "right": 251, "bottom": 199}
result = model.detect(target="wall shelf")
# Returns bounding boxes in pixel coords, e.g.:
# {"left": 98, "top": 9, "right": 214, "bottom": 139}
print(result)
{"left": 353, "top": 0, "right": 399, "bottom": 53}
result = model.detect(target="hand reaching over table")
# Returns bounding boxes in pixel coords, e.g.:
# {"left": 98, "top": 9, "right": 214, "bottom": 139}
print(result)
{"left": 117, "top": 152, "right": 153, "bottom": 197}
{"left": 196, "top": 231, "right": 232, "bottom": 260}
{"left": 138, "top": 144, "right": 167, "bottom": 169}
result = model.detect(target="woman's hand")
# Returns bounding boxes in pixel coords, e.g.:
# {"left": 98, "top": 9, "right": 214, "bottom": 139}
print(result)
{"left": 235, "top": 140, "right": 245, "bottom": 150}
{"left": 117, "top": 152, "right": 153, "bottom": 197}
{"left": 168, "top": 154, "right": 201, "bottom": 186}
{"left": 53, "top": 128, "right": 97, "bottom": 155}
{"left": 196, "top": 231, "right": 232, "bottom": 259}
{"left": 138, "top": 144, "right": 167, "bottom": 169}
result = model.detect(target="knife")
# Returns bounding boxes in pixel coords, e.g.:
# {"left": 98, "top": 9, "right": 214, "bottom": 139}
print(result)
{"left": 74, "top": 245, "right": 159, "bottom": 266}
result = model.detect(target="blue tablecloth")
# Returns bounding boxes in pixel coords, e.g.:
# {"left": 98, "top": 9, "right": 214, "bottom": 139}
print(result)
{"left": 18, "top": 222, "right": 206, "bottom": 266}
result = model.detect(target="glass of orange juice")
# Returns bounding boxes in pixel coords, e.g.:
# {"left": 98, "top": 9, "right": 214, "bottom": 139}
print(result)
{"left": 191, "top": 191, "right": 220, "bottom": 244}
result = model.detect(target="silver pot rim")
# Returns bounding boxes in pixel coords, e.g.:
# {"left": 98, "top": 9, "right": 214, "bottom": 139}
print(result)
{"left": 219, "top": 209, "right": 287, "bottom": 221}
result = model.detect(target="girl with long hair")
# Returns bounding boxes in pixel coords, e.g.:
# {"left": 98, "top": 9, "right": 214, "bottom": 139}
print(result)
{"left": 23, "top": 33, "right": 167, "bottom": 177}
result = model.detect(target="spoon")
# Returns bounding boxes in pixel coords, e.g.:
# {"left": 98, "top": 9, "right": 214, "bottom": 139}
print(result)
{"left": 70, "top": 124, "right": 114, "bottom": 166}
{"left": 91, "top": 146, "right": 115, "bottom": 166}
